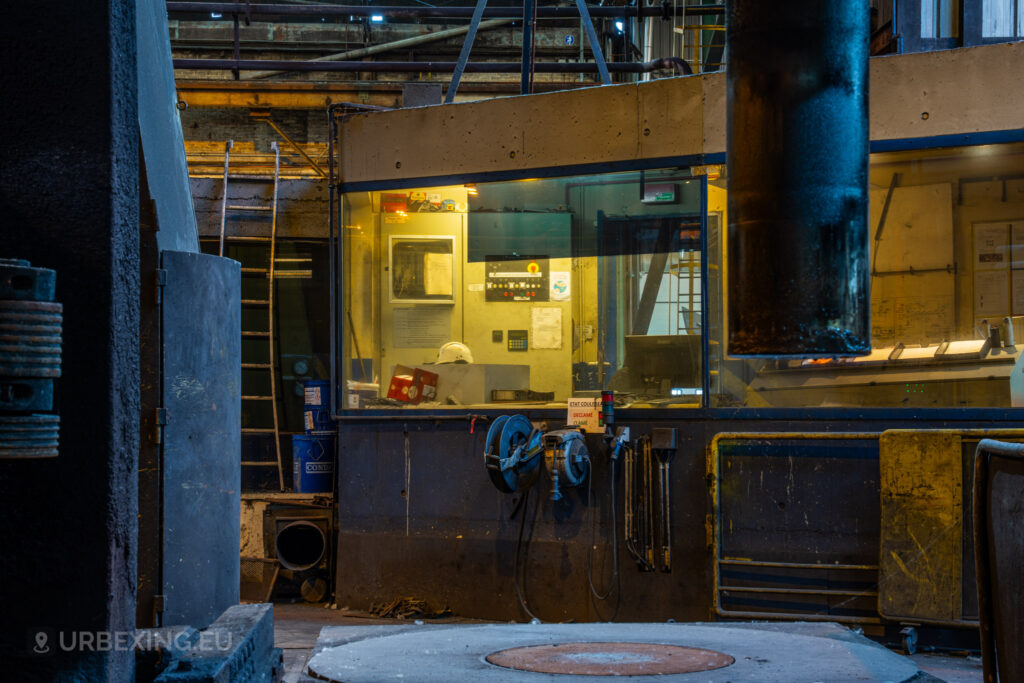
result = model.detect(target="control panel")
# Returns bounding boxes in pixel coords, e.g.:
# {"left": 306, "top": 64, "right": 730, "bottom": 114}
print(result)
{"left": 485, "top": 256, "right": 549, "bottom": 302}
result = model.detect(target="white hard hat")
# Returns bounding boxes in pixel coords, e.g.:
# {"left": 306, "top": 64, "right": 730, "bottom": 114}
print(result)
{"left": 437, "top": 341, "right": 473, "bottom": 364}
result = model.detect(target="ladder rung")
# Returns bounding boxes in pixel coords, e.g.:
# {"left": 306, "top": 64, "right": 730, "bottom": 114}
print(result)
{"left": 242, "top": 428, "right": 278, "bottom": 434}
{"left": 228, "top": 175, "right": 277, "bottom": 181}
{"left": 241, "top": 268, "right": 269, "bottom": 274}
{"left": 242, "top": 395, "right": 274, "bottom": 401}
{"left": 241, "top": 363, "right": 272, "bottom": 369}
{"left": 241, "top": 461, "right": 279, "bottom": 466}
{"left": 226, "top": 204, "right": 273, "bottom": 212}
{"left": 242, "top": 331, "right": 271, "bottom": 337}
{"left": 225, "top": 236, "right": 272, "bottom": 243}
{"left": 241, "top": 299, "right": 270, "bottom": 306}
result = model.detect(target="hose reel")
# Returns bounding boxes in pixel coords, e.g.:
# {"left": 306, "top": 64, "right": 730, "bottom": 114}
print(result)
{"left": 483, "top": 414, "right": 589, "bottom": 498}
{"left": 483, "top": 414, "right": 543, "bottom": 493}
{"left": 544, "top": 429, "right": 589, "bottom": 501}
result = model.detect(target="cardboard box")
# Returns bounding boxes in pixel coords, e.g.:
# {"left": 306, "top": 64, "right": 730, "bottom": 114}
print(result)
{"left": 387, "top": 365, "right": 438, "bottom": 404}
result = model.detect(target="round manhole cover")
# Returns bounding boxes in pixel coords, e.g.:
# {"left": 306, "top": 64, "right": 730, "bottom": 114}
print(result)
{"left": 485, "top": 642, "right": 735, "bottom": 676}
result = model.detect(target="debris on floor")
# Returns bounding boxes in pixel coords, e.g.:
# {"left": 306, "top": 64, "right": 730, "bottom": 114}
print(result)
{"left": 368, "top": 596, "right": 452, "bottom": 620}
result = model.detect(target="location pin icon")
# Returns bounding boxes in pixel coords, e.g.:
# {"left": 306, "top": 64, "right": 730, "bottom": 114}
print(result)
{"left": 34, "top": 631, "right": 50, "bottom": 654}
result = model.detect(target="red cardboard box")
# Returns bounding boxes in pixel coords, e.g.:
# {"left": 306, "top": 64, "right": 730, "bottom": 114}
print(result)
{"left": 387, "top": 365, "right": 438, "bottom": 404}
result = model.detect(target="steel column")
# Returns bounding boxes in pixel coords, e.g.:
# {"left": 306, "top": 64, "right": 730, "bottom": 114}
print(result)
{"left": 726, "top": 0, "right": 870, "bottom": 356}
{"left": 445, "top": 0, "right": 490, "bottom": 104}
{"left": 576, "top": 0, "right": 611, "bottom": 85}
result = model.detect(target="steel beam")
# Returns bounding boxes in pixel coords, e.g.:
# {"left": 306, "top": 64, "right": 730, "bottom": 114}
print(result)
{"left": 167, "top": 3, "right": 724, "bottom": 19}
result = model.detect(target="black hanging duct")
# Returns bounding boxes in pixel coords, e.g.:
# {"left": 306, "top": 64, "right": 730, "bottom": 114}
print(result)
{"left": 726, "top": 1, "right": 870, "bottom": 356}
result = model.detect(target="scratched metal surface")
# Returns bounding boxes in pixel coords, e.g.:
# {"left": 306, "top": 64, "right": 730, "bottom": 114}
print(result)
{"left": 161, "top": 249, "right": 241, "bottom": 627}
{"left": 717, "top": 438, "right": 880, "bottom": 619}
{"left": 879, "top": 431, "right": 963, "bottom": 622}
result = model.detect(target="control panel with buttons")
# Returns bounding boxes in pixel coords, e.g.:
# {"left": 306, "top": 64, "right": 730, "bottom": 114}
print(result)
{"left": 507, "top": 330, "right": 529, "bottom": 351}
{"left": 484, "top": 255, "right": 550, "bottom": 302}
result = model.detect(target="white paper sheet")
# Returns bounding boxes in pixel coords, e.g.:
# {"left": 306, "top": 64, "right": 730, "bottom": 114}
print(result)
{"left": 530, "top": 307, "right": 562, "bottom": 349}
{"left": 975, "top": 269, "right": 1009, "bottom": 317}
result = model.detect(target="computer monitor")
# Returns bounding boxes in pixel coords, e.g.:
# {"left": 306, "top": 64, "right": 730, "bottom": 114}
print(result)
{"left": 620, "top": 334, "right": 702, "bottom": 396}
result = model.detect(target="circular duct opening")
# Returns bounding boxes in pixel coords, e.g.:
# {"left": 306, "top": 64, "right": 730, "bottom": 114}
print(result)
{"left": 275, "top": 521, "right": 326, "bottom": 571}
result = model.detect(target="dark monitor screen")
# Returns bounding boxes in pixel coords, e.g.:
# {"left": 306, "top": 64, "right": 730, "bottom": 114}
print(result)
{"left": 620, "top": 334, "right": 702, "bottom": 394}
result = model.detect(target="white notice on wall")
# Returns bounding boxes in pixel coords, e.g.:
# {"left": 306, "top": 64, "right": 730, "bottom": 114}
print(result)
{"left": 1012, "top": 222, "right": 1024, "bottom": 268}
{"left": 423, "top": 252, "right": 453, "bottom": 296}
{"left": 975, "top": 269, "right": 1009, "bottom": 317}
{"left": 566, "top": 398, "right": 602, "bottom": 433}
{"left": 531, "top": 307, "right": 562, "bottom": 349}
{"left": 393, "top": 307, "right": 451, "bottom": 348}
{"left": 975, "top": 223, "right": 1009, "bottom": 269}
{"left": 549, "top": 271, "right": 571, "bottom": 301}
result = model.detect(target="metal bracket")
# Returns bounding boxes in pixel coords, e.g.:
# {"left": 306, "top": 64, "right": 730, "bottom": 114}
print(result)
{"left": 251, "top": 113, "right": 327, "bottom": 178}
{"left": 155, "top": 268, "right": 167, "bottom": 305}
{"left": 153, "top": 407, "right": 167, "bottom": 445}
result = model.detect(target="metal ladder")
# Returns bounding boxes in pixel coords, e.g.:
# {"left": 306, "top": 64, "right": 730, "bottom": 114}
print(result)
{"left": 675, "top": 250, "right": 702, "bottom": 335}
{"left": 219, "top": 140, "right": 284, "bottom": 490}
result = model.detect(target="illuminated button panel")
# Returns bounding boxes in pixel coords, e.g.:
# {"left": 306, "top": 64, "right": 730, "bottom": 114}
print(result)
{"left": 484, "top": 255, "right": 550, "bottom": 302}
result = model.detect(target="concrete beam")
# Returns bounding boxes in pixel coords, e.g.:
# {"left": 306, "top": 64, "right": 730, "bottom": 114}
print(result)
{"left": 337, "top": 42, "right": 1024, "bottom": 186}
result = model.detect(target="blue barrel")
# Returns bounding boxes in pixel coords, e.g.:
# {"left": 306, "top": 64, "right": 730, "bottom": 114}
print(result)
{"left": 303, "top": 380, "right": 333, "bottom": 433}
{"left": 292, "top": 434, "right": 335, "bottom": 493}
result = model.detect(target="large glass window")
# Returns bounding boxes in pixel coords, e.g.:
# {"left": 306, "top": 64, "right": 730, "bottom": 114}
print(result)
{"left": 710, "top": 141, "right": 1024, "bottom": 408}
{"left": 922, "top": 0, "right": 961, "bottom": 37}
{"left": 982, "top": 0, "right": 1023, "bottom": 37}
{"left": 340, "top": 168, "right": 706, "bottom": 409}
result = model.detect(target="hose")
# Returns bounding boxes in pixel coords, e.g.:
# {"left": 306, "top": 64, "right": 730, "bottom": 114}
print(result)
{"left": 586, "top": 452, "right": 621, "bottom": 615}
{"left": 513, "top": 487, "right": 541, "bottom": 622}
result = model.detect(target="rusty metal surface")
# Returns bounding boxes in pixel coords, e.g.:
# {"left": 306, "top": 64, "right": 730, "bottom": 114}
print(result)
{"left": 878, "top": 430, "right": 963, "bottom": 623}
{"left": 0, "top": 414, "right": 60, "bottom": 458}
{"left": 972, "top": 439, "right": 1024, "bottom": 683}
{"left": 726, "top": 0, "right": 870, "bottom": 355}
{"left": 485, "top": 642, "right": 734, "bottom": 676}
{"left": 0, "top": 300, "right": 63, "bottom": 378}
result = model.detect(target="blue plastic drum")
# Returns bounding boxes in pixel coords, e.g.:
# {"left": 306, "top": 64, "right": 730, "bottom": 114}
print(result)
{"left": 292, "top": 434, "right": 335, "bottom": 493}
{"left": 303, "top": 380, "right": 333, "bottom": 433}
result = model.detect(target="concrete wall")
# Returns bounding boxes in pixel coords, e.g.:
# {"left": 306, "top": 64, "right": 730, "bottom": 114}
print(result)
{"left": 0, "top": 1, "right": 139, "bottom": 678}
{"left": 191, "top": 178, "right": 330, "bottom": 240}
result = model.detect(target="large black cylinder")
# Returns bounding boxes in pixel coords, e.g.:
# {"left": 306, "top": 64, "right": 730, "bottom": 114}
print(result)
{"left": 726, "top": 1, "right": 870, "bottom": 356}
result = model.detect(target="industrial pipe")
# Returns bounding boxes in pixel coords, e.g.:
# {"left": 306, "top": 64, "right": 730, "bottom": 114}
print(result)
{"left": 726, "top": 0, "right": 870, "bottom": 356}
{"left": 167, "top": 3, "right": 724, "bottom": 19}
{"left": 244, "top": 18, "right": 515, "bottom": 79}
{"left": 275, "top": 520, "right": 326, "bottom": 571}
{"left": 175, "top": 57, "right": 691, "bottom": 75}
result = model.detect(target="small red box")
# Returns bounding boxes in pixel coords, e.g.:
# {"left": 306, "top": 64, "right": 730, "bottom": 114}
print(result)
{"left": 387, "top": 365, "right": 439, "bottom": 404}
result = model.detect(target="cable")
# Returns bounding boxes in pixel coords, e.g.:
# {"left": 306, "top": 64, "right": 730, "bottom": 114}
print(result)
{"left": 586, "top": 452, "right": 621, "bottom": 613}
{"left": 513, "top": 487, "right": 541, "bottom": 622}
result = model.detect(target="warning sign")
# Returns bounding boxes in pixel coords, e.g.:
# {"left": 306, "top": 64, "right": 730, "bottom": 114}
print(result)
{"left": 566, "top": 398, "right": 602, "bottom": 434}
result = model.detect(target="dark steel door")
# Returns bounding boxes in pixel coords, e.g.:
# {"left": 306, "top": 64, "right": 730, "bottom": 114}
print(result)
{"left": 161, "top": 250, "right": 240, "bottom": 627}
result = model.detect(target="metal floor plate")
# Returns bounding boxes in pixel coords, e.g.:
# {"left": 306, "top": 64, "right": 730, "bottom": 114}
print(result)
{"left": 486, "top": 642, "right": 734, "bottom": 676}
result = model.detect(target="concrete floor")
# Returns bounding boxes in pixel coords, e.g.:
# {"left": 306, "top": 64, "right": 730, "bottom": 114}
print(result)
{"left": 273, "top": 603, "right": 984, "bottom": 683}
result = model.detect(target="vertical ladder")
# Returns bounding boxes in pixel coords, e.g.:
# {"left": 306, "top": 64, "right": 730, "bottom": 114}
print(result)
{"left": 676, "top": 250, "right": 702, "bottom": 335}
{"left": 220, "top": 140, "right": 285, "bottom": 491}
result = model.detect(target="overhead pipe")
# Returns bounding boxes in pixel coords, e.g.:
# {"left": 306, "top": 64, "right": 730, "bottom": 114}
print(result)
{"left": 175, "top": 57, "right": 692, "bottom": 75}
{"left": 244, "top": 18, "right": 514, "bottom": 79}
{"left": 726, "top": 0, "right": 870, "bottom": 356}
{"left": 167, "top": 3, "right": 724, "bottom": 19}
